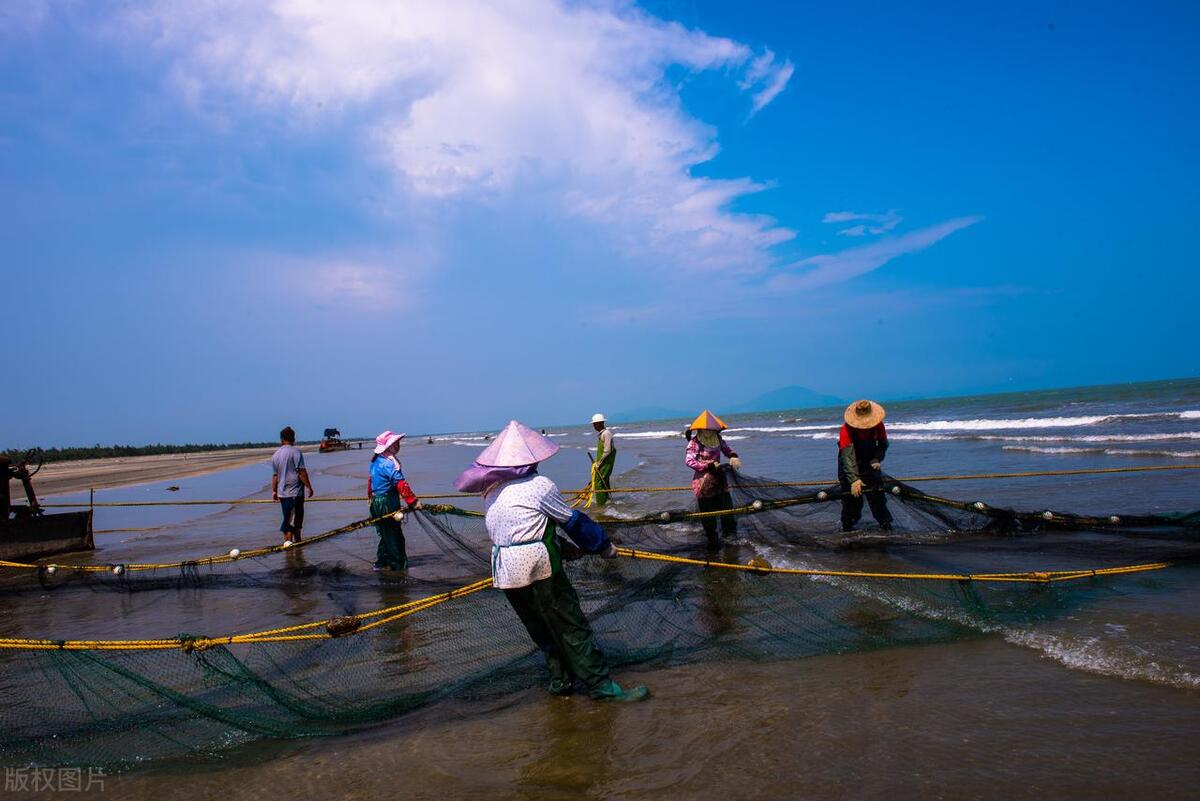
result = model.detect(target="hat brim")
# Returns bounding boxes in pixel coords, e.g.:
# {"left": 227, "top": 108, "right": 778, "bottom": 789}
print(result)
{"left": 373, "top": 433, "right": 406, "bottom": 454}
{"left": 844, "top": 402, "right": 886, "bottom": 429}
{"left": 688, "top": 410, "right": 728, "bottom": 431}
{"left": 474, "top": 421, "right": 560, "bottom": 467}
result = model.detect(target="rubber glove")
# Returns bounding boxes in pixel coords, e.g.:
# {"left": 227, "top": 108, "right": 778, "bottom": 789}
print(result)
{"left": 851, "top": 479, "right": 864, "bottom": 498}
{"left": 730, "top": 456, "right": 743, "bottom": 470}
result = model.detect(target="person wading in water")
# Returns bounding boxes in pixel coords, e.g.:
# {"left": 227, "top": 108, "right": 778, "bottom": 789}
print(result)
{"left": 837, "top": 400, "right": 894, "bottom": 532}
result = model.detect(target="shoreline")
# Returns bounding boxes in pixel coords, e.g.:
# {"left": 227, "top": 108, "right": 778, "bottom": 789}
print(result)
{"left": 25, "top": 445, "right": 325, "bottom": 498}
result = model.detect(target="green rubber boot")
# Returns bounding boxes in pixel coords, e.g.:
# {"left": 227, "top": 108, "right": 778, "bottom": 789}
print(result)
{"left": 589, "top": 680, "right": 650, "bottom": 702}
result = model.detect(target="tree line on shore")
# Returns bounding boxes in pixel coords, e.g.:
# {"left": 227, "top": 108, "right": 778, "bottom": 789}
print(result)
{"left": 2, "top": 442, "right": 315, "bottom": 464}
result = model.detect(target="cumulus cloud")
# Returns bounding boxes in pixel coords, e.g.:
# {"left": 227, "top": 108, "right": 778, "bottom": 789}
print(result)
{"left": 96, "top": 0, "right": 797, "bottom": 273}
{"left": 822, "top": 209, "right": 903, "bottom": 236}
{"left": 772, "top": 216, "right": 983, "bottom": 290}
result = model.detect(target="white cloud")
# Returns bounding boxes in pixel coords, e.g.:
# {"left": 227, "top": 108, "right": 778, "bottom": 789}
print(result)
{"left": 772, "top": 216, "right": 983, "bottom": 290}
{"left": 239, "top": 245, "right": 439, "bottom": 313}
{"left": 822, "top": 209, "right": 902, "bottom": 236}
{"left": 102, "top": 0, "right": 796, "bottom": 274}
{"left": 740, "top": 48, "right": 794, "bottom": 115}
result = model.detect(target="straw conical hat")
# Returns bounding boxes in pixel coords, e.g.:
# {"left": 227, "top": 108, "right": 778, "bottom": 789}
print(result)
{"left": 475, "top": 420, "right": 560, "bottom": 467}
{"left": 688, "top": 410, "right": 728, "bottom": 431}
{"left": 844, "top": 399, "right": 886, "bottom": 429}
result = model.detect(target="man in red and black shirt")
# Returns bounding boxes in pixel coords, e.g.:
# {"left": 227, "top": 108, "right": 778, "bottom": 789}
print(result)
{"left": 838, "top": 400, "right": 894, "bottom": 532}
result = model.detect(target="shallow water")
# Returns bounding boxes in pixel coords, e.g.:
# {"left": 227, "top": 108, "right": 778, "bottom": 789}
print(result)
{"left": 4, "top": 378, "right": 1200, "bottom": 798}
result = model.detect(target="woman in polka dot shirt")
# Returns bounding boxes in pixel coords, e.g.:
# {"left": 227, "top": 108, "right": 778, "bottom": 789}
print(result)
{"left": 456, "top": 420, "right": 649, "bottom": 702}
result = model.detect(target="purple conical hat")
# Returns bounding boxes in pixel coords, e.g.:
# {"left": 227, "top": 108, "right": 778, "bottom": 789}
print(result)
{"left": 475, "top": 420, "right": 559, "bottom": 467}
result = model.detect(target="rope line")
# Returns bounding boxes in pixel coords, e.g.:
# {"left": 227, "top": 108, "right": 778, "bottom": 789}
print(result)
{"left": 614, "top": 547, "right": 1172, "bottom": 583}
{"left": 0, "top": 550, "right": 1171, "bottom": 651}
{"left": 34, "top": 463, "right": 1200, "bottom": 508}
{"left": 0, "top": 514, "right": 393, "bottom": 573}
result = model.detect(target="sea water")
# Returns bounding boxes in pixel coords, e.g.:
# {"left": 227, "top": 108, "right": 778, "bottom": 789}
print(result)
{"left": 6, "top": 377, "right": 1200, "bottom": 799}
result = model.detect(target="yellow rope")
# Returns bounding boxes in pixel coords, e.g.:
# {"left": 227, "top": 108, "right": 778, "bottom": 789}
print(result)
{"left": 0, "top": 551, "right": 1173, "bottom": 651}
{"left": 0, "top": 514, "right": 392, "bottom": 573}
{"left": 614, "top": 547, "right": 1172, "bottom": 584}
{"left": 37, "top": 463, "right": 1200, "bottom": 508}
{"left": 0, "top": 578, "right": 496, "bottom": 651}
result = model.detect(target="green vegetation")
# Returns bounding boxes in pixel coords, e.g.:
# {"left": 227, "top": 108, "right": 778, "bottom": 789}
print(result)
{"left": 2, "top": 442, "right": 313, "bottom": 464}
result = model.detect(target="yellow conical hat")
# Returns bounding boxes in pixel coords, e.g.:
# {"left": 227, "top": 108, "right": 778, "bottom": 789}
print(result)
{"left": 688, "top": 410, "right": 728, "bottom": 431}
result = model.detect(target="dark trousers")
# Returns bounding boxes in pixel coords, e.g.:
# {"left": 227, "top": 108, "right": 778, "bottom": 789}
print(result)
{"left": 279, "top": 494, "right": 305, "bottom": 535}
{"left": 697, "top": 491, "right": 737, "bottom": 547}
{"left": 503, "top": 568, "right": 610, "bottom": 690}
{"left": 839, "top": 469, "right": 893, "bottom": 532}
{"left": 370, "top": 493, "right": 408, "bottom": 569}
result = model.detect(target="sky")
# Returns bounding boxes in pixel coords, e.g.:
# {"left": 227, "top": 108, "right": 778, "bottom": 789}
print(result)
{"left": 2, "top": 0, "right": 1198, "bottom": 446}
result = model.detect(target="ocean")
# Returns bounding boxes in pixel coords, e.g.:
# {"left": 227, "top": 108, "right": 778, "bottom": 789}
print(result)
{"left": 5, "top": 378, "right": 1200, "bottom": 799}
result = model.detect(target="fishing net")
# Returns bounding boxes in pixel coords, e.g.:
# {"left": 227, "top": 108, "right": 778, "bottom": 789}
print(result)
{"left": 0, "top": 471, "right": 1196, "bottom": 769}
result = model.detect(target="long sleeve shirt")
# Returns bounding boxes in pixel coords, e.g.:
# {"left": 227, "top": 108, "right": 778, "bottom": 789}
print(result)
{"left": 685, "top": 436, "right": 738, "bottom": 498}
{"left": 837, "top": 423, "right": 888, "bottom": 483}
{"left": 369, "top": 457, "right": 419, "bottom": 505}
{"left": 484, "top": 474, "right": 574, "bottom": 589}
{"left": 596, "top": 428, "right": 615, "bottom": 464}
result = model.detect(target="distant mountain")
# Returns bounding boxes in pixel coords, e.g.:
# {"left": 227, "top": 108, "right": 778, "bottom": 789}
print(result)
{"left": 611, "top": 385, "right": 843, "bottom": 424}
{"left": 727, "top": 385, "right": 844, "bottom": 414}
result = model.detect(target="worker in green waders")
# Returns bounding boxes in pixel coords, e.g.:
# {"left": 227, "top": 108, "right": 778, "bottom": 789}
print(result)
{"left": 366, "top": 430, "right": 422, "bottom": 571}
{"left": 590, "top": 413, "right": 616, "bottom": 507}
{"left": 455, "top": 420, "right": 649, "bottom": 702}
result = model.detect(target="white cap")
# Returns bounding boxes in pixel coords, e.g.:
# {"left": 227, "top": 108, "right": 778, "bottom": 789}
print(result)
{"left": 591, "top": 413, "right": 606, "bottom": 424}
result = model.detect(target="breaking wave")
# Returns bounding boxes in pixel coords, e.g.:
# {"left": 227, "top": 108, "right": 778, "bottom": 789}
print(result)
{"left": 763, "top": 546, "right": 1200, "bottom": 691}
{"left": 1003, "top": 445, "right": 1200, "bottom": 458}
{"left": 613, "top": 430, "right": 685, "bottom": 440}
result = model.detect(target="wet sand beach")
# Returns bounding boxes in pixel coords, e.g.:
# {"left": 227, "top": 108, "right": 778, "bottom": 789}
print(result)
{"left": 3, "top": 381, "right": 1200, "bottom": 800}
{"left": 101, "top": 643, "right": 1200, "bottom": 801}
{"left": 25, "top": 445, "right": 331, "bottom": 498}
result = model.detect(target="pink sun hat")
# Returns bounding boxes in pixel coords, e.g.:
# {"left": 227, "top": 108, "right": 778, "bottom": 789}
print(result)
{"left": 373, "top": 430, "right": 406, "bottom": 454}
{"left": 474, "top": 420, "right": 559, "bottom": 467}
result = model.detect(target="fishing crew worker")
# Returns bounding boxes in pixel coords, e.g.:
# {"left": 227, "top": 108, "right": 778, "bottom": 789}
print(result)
{"left": 837, "top": 400, "right": 894, "bottom": 532}
{"left": 367, "top": 430, "right": 422, "bottom": 571}
{"left": 590, "top": 413, "right": 616, "bottom": 507}
{"left": 455, "top": 421, "right": 648, "bottom": 702}
{"left": 272, "top": 426, "right": 314, "bottom": 546}
{"left": 685, "top": 410, "right": 743, "bottom": 549}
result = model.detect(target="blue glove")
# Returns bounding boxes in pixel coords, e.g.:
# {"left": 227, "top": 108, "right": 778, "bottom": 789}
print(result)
{"left": 561, "top": 510, "right": 611, "bottom": 554}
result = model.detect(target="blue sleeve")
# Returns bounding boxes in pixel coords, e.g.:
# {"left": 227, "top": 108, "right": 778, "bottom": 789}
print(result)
{"left": 561, "top": 510, "right": 611, "bottom": 554}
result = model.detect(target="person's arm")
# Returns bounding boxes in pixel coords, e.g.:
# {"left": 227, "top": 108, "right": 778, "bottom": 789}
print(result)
{"left": 720, "top": 438, "right": 738, "bottom": 459}
{"left": 366, "top": 477, "right": 373, "bottom": 501}
{"left": 538, "top": 482, "right": 614, "bottom": 556}
{"left": 536, "top": 482, "right": 575, "bottom": 525}
{"left": 298, "top": 468, "right": 314, "bottom": 498}
{"left": 600, "top": 430, "right": 615, "bottom": 465}
{"left": 871, "top": 423, "right": 888, "bottom": 469}
{"left": 684, "top": 438, "right": 708, "bottom": 471}
{"left": 291, "top": 450, "right": 313, "bottom": 497}
{"left": 271, "top": 472, "right": 280, "bottom": 501}
{"left": 392, "top": 465, "right": 420, "bottom": 508}
{"left": 838, "top": 425, "right": 861, "bottom": 485}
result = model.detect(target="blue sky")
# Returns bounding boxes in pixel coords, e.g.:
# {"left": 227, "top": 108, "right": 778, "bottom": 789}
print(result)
{"left": 2, "top": 0, "right": 1197, "bottom": 446}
